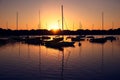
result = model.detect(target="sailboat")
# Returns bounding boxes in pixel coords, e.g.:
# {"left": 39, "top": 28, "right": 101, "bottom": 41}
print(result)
{"left": 71, "top": 22, "right": 86, "bottom": 41}
{"left": 71, "top": 35, "right": 85, "bottom": 41}
{"left": 38, "top": 11, "right": 51, "bottom": 40}
{"left": 45, "top": 5, "right": 75, "bottom": 49}
{"left": 104, "top": 22, "right": 116, "bottom": 42}
{"left": 0, "top": 38, "right": 8, "bottom": 46}
{"left": 105, "top": 36, "right": 116, "bottom": 42}
{"left": 24, "top": 11, "right": 43, "bottom": 45}
{"left": 66, "top": 22, "right": 74, "bottom": 40}
{"left": 10, "top": 12, "right": 24, "bottom": 42}
{"left": 86, "top": 24, "right": 95, "bottom": 39}
{"left": 89, "top": 12, "right": 107, "bottom": 44}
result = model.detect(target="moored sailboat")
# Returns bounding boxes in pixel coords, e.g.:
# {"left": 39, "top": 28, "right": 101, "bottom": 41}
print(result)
{"left": 45, "top": 5, "right": 75, "bottom": 49}
{"left": 89, "top": 12, "right": 107, "bottom": 44}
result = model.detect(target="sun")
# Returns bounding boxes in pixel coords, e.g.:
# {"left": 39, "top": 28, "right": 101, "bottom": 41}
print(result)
{"left": 49, "top": 24, "right": 60, "bottom": 30}
{"left": 48, "top": 23, "right": 60, "bottom": 34}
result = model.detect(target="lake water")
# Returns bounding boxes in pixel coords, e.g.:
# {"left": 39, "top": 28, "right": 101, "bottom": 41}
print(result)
{"left": 0, "top": 35, "right": 120, "bottom": 80}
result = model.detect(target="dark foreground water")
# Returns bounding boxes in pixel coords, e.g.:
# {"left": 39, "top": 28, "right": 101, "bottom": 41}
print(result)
{"left": 0, "top": 35, "right": 120, "bottom": 80}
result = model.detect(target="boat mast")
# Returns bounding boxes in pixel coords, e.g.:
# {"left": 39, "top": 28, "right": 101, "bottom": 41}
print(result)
{"left": 6, "top": 21, "right": 8, "bottom": 29}
{"left": 102, "top": 12, "right": 104, "bottom": 37}
{"left": 92, "top": 24, "right": 94, "bottom": 30}
{"left": 79, "top": 22, "right": 82, "bottom": 29}
{"left": 61, "top": 5, "right": 64, "bottom": 31}
{"left": 39, "top": 10, "right": 41, "bottom": 29}
{"left": 112, "top": 22, "right": 114, "bottom": 30}
{"left": 102, "top": 12, "right": 104, "bottom": 31}
{"left": 16, "top": 12, "right": 18, "bottom": 30}
{"left": 73, "top": 22, "right": 74, "bottom": 31}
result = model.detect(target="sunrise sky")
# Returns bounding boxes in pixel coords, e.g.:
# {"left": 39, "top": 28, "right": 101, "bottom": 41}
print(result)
{"left": 0, "top": 0, "right": 120, "bottom": 30}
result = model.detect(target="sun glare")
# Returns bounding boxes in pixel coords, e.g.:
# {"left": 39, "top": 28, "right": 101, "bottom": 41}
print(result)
{"left": 49, "top": 24, "right": 60, "bottom": 30}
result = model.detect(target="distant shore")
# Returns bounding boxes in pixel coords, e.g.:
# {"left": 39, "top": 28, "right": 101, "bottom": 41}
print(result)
{"left": 0, "top": 28, "right": 120, "bottom": 36}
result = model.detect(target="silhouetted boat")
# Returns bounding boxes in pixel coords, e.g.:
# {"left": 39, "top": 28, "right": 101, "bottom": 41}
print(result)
{"left": 23, "top": 10, "right": 50, "bottom": 45}
{"left": 105, "top": 36, "right": 116, "bottom": 41}
{"left": 45, "top": 5, "right": 75, "bottom": 49}
{"left": 24, "top": 37, "right": 43, "bottom": 45}
{"left": 53, "top": 36, "right": 64, "bottom": 42}
{"left": 86, "top": 35, "right": 95, "bottom": 39}
{"left": 10, "top": 36, "right": 25, "bottom": 42}
{"left": 86, "top": 35, "right": 95, "bottom": 41}
{"left": 71, "top": 35, "right": 85, "bottom": 41}
{"left": 71, "top": 21, "right": 86, "bottom": 41}
{"left": 89, "top": 12, "right": 107, "bottom": 44}
{"left": 41, "top": 35, "right": 51, "bottom": 40}
{"left": 38, "top": 10, "right": 51, "bottom": 40}
{"left": 66, "top": 36, "right": 73, "bottom": 40}
{"left": 66, "top": 23, "right": 74, "bottom": 39}
{"left": 71, "top": 22, "right": 86, "bottom": 41}
{"left": 90, "top": 38, "right": 107, "bottom": 44}
{"left": 44, "top": 36, "right": 63, "bottom": 44}
{"left": 104, "top": 22, "right": 116, "bottom": 42}
{"left": 0, "top": 38, "right": 8, "bottom": 46}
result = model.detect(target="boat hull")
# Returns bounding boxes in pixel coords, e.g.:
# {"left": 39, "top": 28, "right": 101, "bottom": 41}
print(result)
{"left": 90, "top": 38, "right": 107, "bottom": 44}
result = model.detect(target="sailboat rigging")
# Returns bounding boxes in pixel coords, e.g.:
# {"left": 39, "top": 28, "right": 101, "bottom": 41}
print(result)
{"left": 45, "top": 5, "right": 75, "bottom": 50}
{"left": 89, "top": 12, "right": 107, "bottom": 44}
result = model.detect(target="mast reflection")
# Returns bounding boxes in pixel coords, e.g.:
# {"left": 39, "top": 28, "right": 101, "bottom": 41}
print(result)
{"left": 61, "top": 48, "right": 64, "bottom": 80}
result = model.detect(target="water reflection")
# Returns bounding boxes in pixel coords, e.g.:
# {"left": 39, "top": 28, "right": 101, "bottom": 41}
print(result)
{"left": 61, "top": 50, "right": 64, "bottom": 80}
{"left": 101, "top": 44, "right": 104, "bottom": 73}
{"left": 38, "top": 44, "right": 42, "bottom": 79}
{"left": 19, "top": 42, "right": 21, "bottom": 56}
{"left": 0, "top": 35, "right": 120, "bottom": 80}
{"left": 27, "top": 44, "right": 30, "bottom": 58}
{"left": 78, "top": 43, "right": 82, "bottom": 57}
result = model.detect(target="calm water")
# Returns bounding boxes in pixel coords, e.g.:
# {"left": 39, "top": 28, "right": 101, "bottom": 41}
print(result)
{"left": 0, "top": 35, "right": 120, "bottom": 80}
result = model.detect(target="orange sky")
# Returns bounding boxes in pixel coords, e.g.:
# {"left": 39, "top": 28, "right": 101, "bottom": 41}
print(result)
{"left": 0, "top": 0, "right": 120, "bottom": 30}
